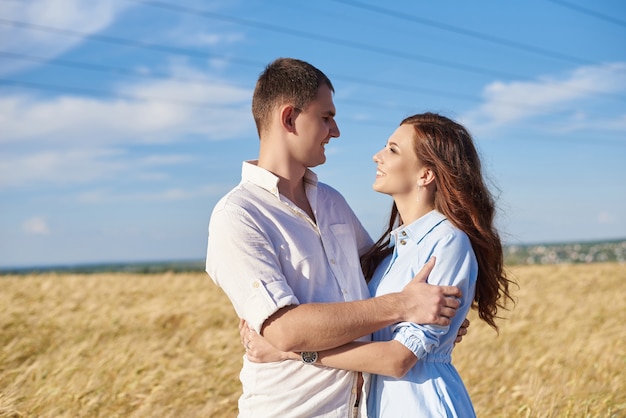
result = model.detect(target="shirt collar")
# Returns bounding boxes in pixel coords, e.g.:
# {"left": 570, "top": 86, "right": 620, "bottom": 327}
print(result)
{"left": 390, "top": 210, "right": 447, "bottom": 247}
{"left": 241, "top": 160, "right": 319, "bottom": 198}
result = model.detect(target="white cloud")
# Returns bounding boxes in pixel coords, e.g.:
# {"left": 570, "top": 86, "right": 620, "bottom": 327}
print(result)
{"left": 76, "top": 184, "right": 226, "bottom": 203}
{"left": 0, "top": 61, "right": 255, "bottom": 190}
{"left": 0, "top": 149, "right": 197, "bottom": 188}
{"left": 0, "top": 148, "right": 124, "bottom": 188}
{"left": 135, "top": 154, "right": 196, "bottom": 166}
{"left": 597, "top": 211, "right": 616, "bottom": 224}
{"left": 0, "top": 0, "right": 131, "bottom": 75}
{"left": 157, "top": 0, "right": 246, "bottom": 49}
{"left": 548, "top": 111, "right": 626, "bottom": 135}
{"left": 23, "top": 216, "right": 50, "bottom": 235}
{"left": 190, "top": 32, "right": 245, "bottom": 47}
{"left": 0, "top": 70, "right": 253, "bottom": 146}
{"left": 461, "top": 62, "right": 626, "bottom": 134}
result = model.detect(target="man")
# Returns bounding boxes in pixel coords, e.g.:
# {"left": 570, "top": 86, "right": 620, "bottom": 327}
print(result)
{"left": 206, "top": 58, "right": 462, "bottom": 417}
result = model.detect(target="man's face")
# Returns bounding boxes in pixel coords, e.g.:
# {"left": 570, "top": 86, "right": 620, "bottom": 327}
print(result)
{"left": 289, "top": 84, "right": 340, "bottom": 168}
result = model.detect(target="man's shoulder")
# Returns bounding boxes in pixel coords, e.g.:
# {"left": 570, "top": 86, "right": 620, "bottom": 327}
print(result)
{"left": 211, "top": 182, "right": 259, "bottom": 213}
{"left": 316, "top": 181, "right": 347, "bottom": 202}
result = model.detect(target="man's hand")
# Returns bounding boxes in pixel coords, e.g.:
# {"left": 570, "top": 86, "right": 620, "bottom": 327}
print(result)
{"left": 455, "top": 318, "right": 470, "bottom": 344}
{"left": 399, "top": 257, "right": 462, "bottom": 326}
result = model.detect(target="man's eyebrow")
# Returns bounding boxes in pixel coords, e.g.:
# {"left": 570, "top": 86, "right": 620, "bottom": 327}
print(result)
{"left": 323, "top": 109, "right": 336, "bottom": 117}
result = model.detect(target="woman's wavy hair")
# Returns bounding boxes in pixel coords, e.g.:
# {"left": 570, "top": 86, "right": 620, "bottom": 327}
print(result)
{"left": 361, "top": 112, "right": 514, "bottom": 330}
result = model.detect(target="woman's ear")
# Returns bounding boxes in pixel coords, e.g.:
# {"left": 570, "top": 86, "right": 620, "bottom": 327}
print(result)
{"left": 280, "top": 105, "right": 298, "bottom": 133}
{"left": 421, "top": 168, "right": 436, "bottom": 186}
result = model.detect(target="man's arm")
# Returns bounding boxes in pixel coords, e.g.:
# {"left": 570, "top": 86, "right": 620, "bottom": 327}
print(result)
{"left": 209, "top": 206, "right": 460, "bottom": 352}
{"left": 243, "top": 319, "right": 470, "bottom": 377}
{"left": 262, "top": 257, "right": 461, "bottom": 352}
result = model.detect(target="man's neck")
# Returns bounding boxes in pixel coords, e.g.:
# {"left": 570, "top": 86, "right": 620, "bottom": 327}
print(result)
{"left": 257, "top": 154, "right": 314, "bottom": 220}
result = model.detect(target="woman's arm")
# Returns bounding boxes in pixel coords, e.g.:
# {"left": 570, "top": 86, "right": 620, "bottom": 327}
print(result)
{"left": 242, "top": 321, "right": 417, "bottom": 378}
{"left": 241, "top": 317, "right": 470, "bottom": 377}
{"left": 316, "top": 340, "right": 417, "bottom": 378}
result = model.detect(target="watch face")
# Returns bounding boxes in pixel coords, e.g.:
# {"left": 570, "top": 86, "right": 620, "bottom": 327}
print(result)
{"left": 301, "top": 351, "right": 318, "bottom": 364}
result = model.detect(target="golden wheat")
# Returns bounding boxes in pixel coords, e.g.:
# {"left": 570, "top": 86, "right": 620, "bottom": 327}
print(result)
{"left": 1, "top": 264, "right": 625, "bottom": 417}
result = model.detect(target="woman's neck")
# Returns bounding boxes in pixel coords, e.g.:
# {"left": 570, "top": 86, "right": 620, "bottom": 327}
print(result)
{"left": 394, "top": 195, "right": 435, "bottom": 226}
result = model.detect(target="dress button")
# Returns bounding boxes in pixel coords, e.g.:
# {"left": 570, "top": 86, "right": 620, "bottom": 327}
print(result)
{"left": 252, "top": 281, "right": 260, "bottom": 288}
{"left": 400, "top": 239, "right": 407, "bottom": 245}
{"left": 330, "top": 259, "right": 336, "bottom": 264}
{"left": 401, "top": 231, "right": 407, "bottom": 236}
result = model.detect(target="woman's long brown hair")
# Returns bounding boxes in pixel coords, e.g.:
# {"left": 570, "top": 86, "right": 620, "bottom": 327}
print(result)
{"left": 361, "top": 113, "right": 514, "bottom": 330}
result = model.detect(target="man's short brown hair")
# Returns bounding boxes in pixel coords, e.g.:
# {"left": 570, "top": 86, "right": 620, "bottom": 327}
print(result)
{"left": 252, "top": 58, "right": 334, "bottom": 136}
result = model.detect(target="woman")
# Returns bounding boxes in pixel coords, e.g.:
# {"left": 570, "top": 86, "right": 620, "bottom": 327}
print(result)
{"left": 243, "top": 112, "right": 514, "bottom": 417}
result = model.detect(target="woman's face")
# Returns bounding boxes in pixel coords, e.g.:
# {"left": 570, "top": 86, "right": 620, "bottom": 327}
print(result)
{"left": 372, "top": 124, "right": 421, "bottom": 197}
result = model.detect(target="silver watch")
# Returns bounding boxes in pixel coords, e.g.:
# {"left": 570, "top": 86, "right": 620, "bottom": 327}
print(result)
{"left": 300, "top": 351, "right": 318, "bottom": 364}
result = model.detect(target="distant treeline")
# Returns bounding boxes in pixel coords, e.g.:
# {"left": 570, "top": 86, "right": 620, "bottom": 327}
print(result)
{"left": 2, "top": 239, "right": 625, "bottom": 275}
{"left": 0, "top": 260, "right": 207, "bottom": 276}
{"left": 504, "top": 238, "right": 626, "bottom": 265}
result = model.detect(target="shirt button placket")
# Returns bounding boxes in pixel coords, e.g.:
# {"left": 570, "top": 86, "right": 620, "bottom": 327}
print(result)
{"left": 400, "top": 230, "right": 408, "bottom": 245}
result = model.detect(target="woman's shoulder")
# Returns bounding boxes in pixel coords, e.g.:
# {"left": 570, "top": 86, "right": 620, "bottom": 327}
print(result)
{"left": 429, "top": 219, "right": 472, "bottom": 249}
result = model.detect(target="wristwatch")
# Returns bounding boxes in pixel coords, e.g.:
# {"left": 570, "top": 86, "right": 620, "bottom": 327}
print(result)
{"left": 300, "top": 351, "right": 318, "bottom": 364}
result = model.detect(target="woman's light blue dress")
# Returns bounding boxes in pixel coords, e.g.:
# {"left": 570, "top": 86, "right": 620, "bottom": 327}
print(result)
{"left": 366, "top": 210, "right": 477, "bottom": 418}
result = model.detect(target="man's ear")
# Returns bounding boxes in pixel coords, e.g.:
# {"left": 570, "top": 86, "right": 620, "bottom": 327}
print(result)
{"left": 280, "top": 105, "right": 298, "bottom": 133}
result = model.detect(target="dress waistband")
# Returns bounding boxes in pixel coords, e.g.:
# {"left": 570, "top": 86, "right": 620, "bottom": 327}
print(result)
{"left": 422, "top": 352, "right": 451, "bottom": 363}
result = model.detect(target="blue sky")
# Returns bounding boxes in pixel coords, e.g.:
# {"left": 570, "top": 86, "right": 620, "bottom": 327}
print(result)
{"left": 1, "top": 0, "right": 625, "bottom": 268}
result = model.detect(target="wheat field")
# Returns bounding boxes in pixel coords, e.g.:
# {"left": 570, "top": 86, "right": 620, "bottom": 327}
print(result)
{"left": 1, "top": 263, "right": 625, "bottom": 417}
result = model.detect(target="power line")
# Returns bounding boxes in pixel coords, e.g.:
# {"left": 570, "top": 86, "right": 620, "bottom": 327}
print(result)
{"left": 0, "top": 51, "right": 232, "bottom": 86}
{"left": 0, "top": 73, "right": 529, "bottom": 115}
{"left": 0, "top": 18, "right": 262, "bottom": 67}
{"left": 0, "top": 77, "right": 394, "bottom": 128}
{"left": 0, "top": 78, "right": 247, "bottom": 109}
{"left": 2, "top": 19, "right": 623, "bottom": 104}
{"left": 9, "top": 50, "right": 621, "bottom": 110}
{"left": 118, "top": 1, "right": 626, "bottom": 102}
{"left": 2, "top": 1, "right": 624, "bottom": 117}
{"left": 1, "top": 8, "right": 624, "bottom": 103}
{"left": 0, "top": 50, "right": 486, "bottom": 104}
{"left": 329, "top": 0, "right": 595, "bottom": 66}
{"left": 2, "top": 78, "right": 623, "bottom": 146}
{"left": 545, "top": 0, "right": 626, "bottom": 28}
{"left": 331, "top": 74, "right": 482, "bottom": 103}
{"left": 0, "top": 72, "right": 476, "bottom": 114}
{"left": 124, "top": 0, "right": 525, "bottom": 80}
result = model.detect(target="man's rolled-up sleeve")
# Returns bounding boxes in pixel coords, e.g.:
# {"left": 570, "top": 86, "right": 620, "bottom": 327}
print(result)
{"left": 206, "top": 204, "right": 299, "bottom": 333}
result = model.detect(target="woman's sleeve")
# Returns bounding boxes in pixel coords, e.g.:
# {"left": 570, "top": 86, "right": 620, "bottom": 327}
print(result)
{"left": 391, "top": 229, "right": 476, "bottom": 358}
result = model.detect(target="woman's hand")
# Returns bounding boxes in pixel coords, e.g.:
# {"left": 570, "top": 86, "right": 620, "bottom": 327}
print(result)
{"left": 239, "top": 319, "right": 297, "bottom": 363}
